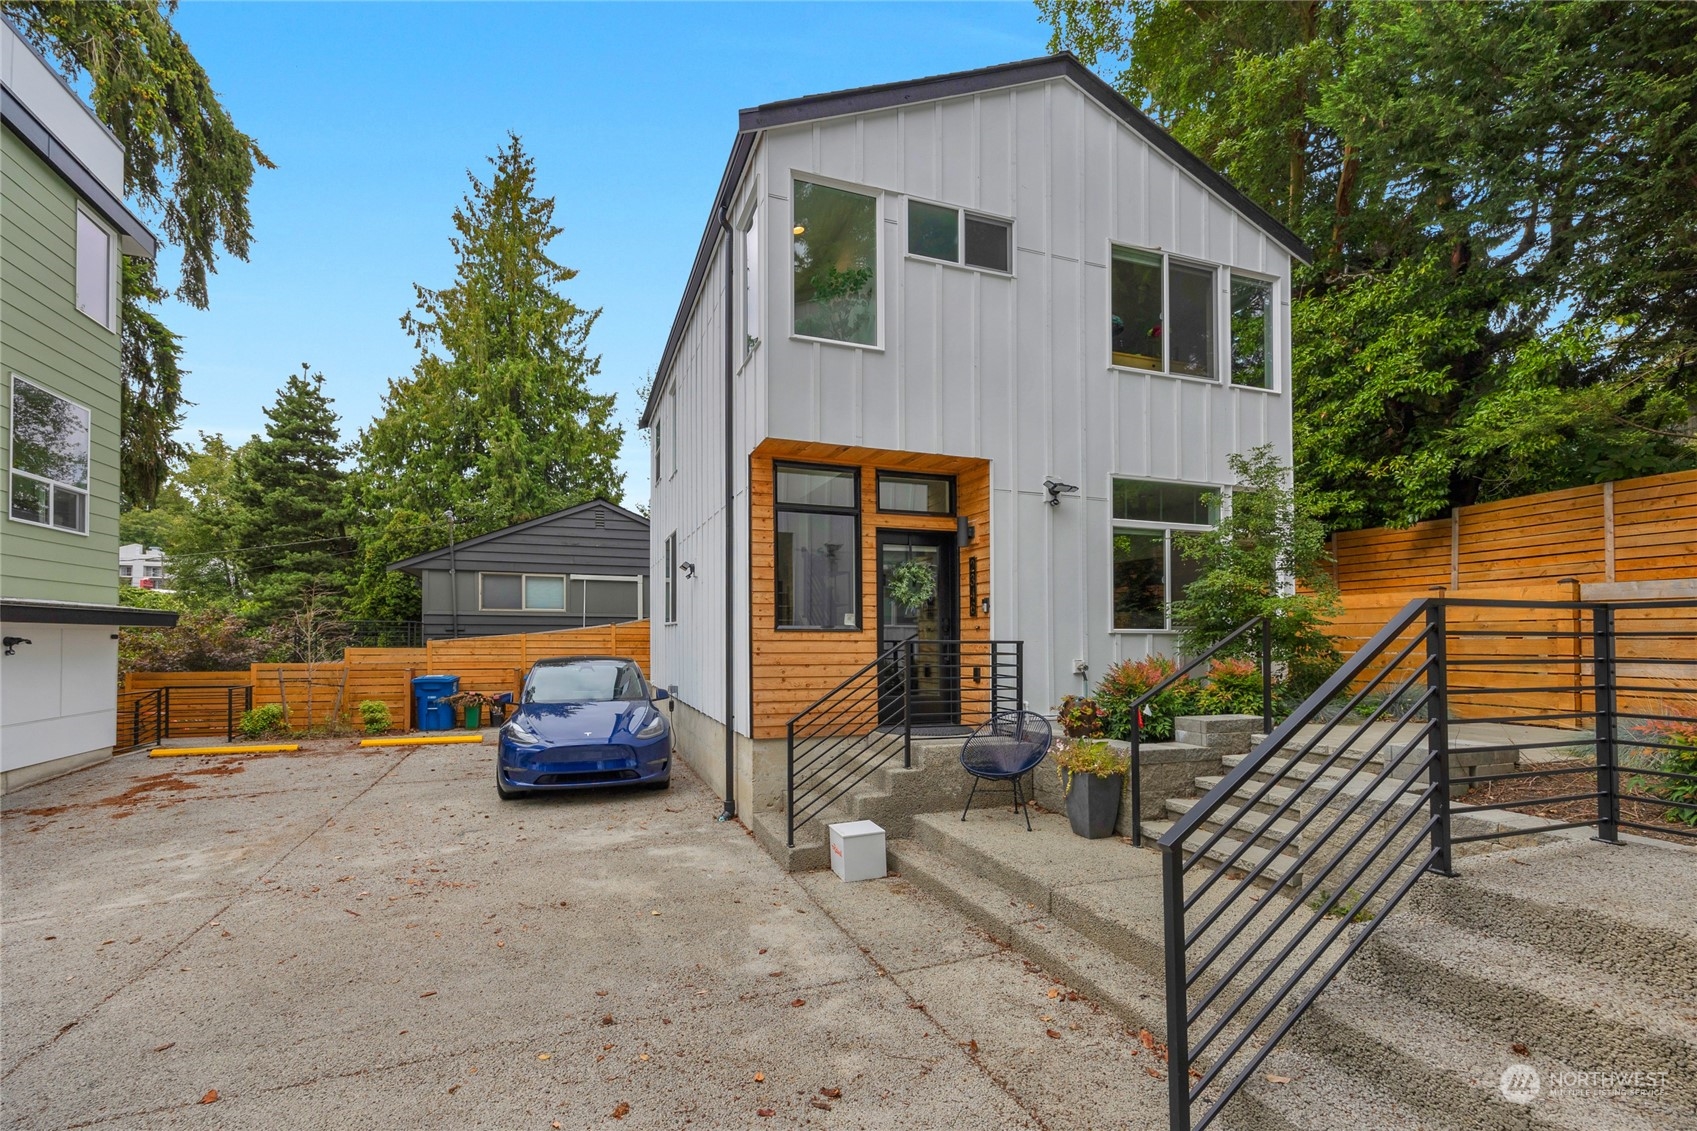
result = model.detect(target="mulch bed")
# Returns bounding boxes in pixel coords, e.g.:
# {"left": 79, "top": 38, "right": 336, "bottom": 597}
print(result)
{"left": 1460, "top": 757, "right": 1694, "bottom": 847}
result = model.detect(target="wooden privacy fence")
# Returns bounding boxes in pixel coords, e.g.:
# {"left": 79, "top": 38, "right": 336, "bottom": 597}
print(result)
{"left": 1328, "top": 469, "right": 1696, "bottom": 593}
{"left": 123, "top": 620, "right": 650, "bottom": 733}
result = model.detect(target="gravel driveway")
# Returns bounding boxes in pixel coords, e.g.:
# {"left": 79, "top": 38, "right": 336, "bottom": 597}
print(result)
{"left": 0, "top": 740, "right": 1169, "bottom": 1130}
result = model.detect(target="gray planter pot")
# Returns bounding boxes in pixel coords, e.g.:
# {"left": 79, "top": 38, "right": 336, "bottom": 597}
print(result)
{"left": 1065, "top": 771, "right": 1124, "bottom": 839}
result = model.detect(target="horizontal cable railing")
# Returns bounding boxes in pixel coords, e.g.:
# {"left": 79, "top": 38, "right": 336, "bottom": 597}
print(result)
{"left": 786, "top": 639, "right": 1023, "bottom": 847}
{"left": 116, "top": 688, "right": 164, "bottom": 752}
{"left": 1160, "top": 596, "right": 1696, "bottom": 1131}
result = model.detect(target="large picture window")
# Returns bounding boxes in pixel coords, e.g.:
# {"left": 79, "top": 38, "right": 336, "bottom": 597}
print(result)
{"left": 774, "top": 463, "right": 859, "bottom": 630}
{"left": 1231, "top": 274, "right": 1273, "bottom": 389}
{"left": 1110, "top": 478, "right": 1218, "bottom": 631}
{"left": 9, "top": 376, "right": 90, "bottom": 534}
{"left": 793, "top": 179, "right": 877, "bottom": 345}
{"left": 1110, "top": 248, "right": 1217, "bottom": 379}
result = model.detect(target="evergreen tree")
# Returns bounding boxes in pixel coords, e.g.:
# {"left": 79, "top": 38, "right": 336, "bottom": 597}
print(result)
{"left": 1039, "top": 0, "right": 1696, "bottom": 529}
{"left": 230, "top": 369, "right": 352, "bottom": 621}
{"left": 6, "top": 1, "right": 273, "bottom": 505}
{"left": 349, "top": 135, "right": 625, "bottom": 618}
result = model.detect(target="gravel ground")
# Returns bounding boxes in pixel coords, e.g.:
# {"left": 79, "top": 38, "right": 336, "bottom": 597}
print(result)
{"left": 0, "top": 740, "right": 1175, "bottom": 1130}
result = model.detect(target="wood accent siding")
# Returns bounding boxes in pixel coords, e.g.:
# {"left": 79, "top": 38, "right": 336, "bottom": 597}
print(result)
{"left": 1328, "top": 470, "right": 1697, "bottom": 593}
{"left": 749, "top": 439, "right": 990, "bottom": 739}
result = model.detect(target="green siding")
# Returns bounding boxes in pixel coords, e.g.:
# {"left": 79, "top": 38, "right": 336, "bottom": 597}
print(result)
{"left": 1, "top": 127, "right": 123, "bottom": 604}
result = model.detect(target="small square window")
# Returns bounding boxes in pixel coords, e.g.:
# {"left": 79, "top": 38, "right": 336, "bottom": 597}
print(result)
{"left": 908, "top": 200, "right": 959, "bottom": 263}
{"left": 481, "top": 573, "right": 522, "bottom": 610}
{"left": 963, "top": 215, "right": 1011, "bottom": 272}
{"left": 525, "top": 575, "right": 566, "bottom": 610}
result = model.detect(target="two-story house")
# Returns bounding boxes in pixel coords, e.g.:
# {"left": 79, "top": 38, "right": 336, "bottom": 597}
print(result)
{"left": 2, "top": 21, "right": 176, "bottom": 793}
{"left": 640, "top": 55, "right": 1310, "bottom": 821}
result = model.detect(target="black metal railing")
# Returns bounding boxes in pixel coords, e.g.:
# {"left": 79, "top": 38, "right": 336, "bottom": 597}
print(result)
{"left": 1127, "top": 616, "right": 1273, "bottom": 846}
{"left": 786, "top": 639, "right": 1022, "bottom": 847}
{"left": 1159, "top": 597, "right": 1696, "bottom": 1131}
{"left": 117, "top": 688, "right": 164, "bottom": 752}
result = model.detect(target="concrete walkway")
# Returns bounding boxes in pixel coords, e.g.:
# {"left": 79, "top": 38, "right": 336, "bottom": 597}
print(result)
{"left": 3, "top": 740, "right": 1182, "bottom": 1130}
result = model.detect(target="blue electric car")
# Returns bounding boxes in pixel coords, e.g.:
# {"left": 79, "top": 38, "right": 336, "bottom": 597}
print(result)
{"left": 495, "top": 656, "right": 671, "bottom": 799}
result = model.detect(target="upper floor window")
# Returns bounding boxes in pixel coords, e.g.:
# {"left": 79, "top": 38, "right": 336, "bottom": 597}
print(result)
{"left": 8, "top": 376, "right": 90, "bottom": 534}
{"left": 75, "top": 209, "right": 115, "bottom": 331}
{"left": 1230, "top": 274, "right": 1274, "bottom": 389}
{"left": 664, "top": 533, "right": 678, "bottom": 624}
{"left": 1110, "top": 247, "right": 1215, "bottom": 379}
{"left": 793, "top": 179, "right": 877, "bottom": 346}
{"left": 907, "top": 200, "right": 1011, "bottom": 273}
{"left": 742, "top": 206, "right": 761, "bottom": 356}
{"left": 1110, "top": 478, "right": 1219, "bottom": 631}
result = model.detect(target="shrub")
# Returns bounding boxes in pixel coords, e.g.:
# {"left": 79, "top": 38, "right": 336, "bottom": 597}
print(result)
{"left": 1053, "top": 737, "right": 1131, "bottom": 793}
{"left": 1631, "top": 716, "right": 1697, "bottom": 828}
{"left": 1196, "top": 658, "right": 1265, "bottom": 716}
{"left": 238, "top": 703, "right": 286, "bottom": 738}
{"left": 1094, "top": 657, "right": 1202, "bottom": 742}
{"left": 1057, "top": 695, "right": 1107, "bottom": 738}
{"left": 357, "top": 700, "right": 392, "bottom": 735}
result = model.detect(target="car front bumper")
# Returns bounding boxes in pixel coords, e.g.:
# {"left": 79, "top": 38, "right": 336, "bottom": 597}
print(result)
{"left": 496, "top": 736, "right": 670, "bottom": 791}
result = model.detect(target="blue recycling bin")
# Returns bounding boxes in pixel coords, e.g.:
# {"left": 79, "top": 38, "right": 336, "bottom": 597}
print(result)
{"left": 412, "top": 675, "right": 460, "bottom": 732}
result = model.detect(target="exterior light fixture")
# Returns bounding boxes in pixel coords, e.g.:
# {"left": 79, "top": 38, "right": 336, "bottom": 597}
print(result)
{"left": 680, "top": 561, "right": 697, "bottom": 579}
{"left": 792, "top": 225, "right": 806, "bottom": 236}
{"left": 1044, "top": 478, "right": 1079, "bottom": 507}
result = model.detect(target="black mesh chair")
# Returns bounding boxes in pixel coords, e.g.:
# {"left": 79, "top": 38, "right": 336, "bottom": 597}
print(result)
{"left": 959, "top": 710, "right": 1053, "bottom": 831}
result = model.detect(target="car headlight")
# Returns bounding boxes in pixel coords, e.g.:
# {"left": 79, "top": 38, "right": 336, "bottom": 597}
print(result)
{"left": 633, "top": 709, "right": 666, "bottom": 740}
{"left": 503, "top": 717, "right": 543, "bottom": 745}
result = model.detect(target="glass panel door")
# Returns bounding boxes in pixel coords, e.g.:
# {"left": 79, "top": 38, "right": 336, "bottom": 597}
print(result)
{"left": 876, "top": 531, "right": 959, "bottom": 729}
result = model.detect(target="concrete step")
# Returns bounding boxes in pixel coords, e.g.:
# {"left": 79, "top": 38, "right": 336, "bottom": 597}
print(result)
{"left": 749, "top": 807, "right": 839, "bottom": 873}
{"left": 886, "top": 836, "right": 1432, "bottom": 1131}
{"left": 1143, "top": 815, "right": 1306, "bottom": 892}
{"left": 1193, "top": 764, "right": 1425, "bottom": 825}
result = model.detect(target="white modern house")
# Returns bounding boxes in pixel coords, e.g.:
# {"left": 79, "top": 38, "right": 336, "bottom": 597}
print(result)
{"left": 118, "top": 543, "right": 170, "bottom": 589}
{"left": 640, "top": 55, "right": 1309, "bottom": 820}
{"left": 2, "top": 21, "right": 174, "bottom": 793}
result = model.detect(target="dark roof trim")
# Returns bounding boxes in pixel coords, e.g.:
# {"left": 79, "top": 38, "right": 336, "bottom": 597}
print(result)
{"left": 1, "top": 598, "right": 179, "bottom": 627}
{"left": 639, "top": 53, "right": 1312, "bottom": 429}
{"left": 386, "top": 497, "right": 650, "bottom": 574}
{"left": 0, "top": 85, "right": 157, "bottom": 259}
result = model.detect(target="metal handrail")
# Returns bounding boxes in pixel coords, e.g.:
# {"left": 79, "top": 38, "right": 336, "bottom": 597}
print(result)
{"left": 785, "top": 639, "right": 1023, "bottom": 847}
{"left": 1159, "top": 596, "right": 1697, "bottom": 1130}
{"left": 1127, "top": 615, "right": 1273, "bottom": 846}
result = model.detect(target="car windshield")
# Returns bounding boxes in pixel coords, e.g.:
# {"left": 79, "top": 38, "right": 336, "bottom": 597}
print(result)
{"left": 525, "top": 660, "right": 646, "bottom": 704}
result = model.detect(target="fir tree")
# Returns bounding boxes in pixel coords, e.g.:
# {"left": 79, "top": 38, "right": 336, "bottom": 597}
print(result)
{"left": 230, "top": 368, "right": 352, "bottom": 621}
{"left": 349, "top": 134, "right": 625, "bottom": 619}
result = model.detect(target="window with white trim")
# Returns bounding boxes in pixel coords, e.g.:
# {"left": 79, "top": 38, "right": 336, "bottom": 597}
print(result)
{"left": 76, "top": 209, "right": 115, "bottom": 331}
{"left": 664, "top": 533, "right": 678, "bottom": 624}
{"left": 1230, "top": 274, "right": 1274, "bottom": 389}
{"left": 1110, "top": 247, "right": 1216, "bottom": 379}
{"left": 479, "top": 572, "right": 643, "bottom": 620}
{"left": 907, "top": 200, "right": 1011, "bottom": 273}
{"left": 9, "top": 376, "right": 90, "bottom": 533}
{"left": 1110, "top": 478, "right": 1218, "bottom": 631}
{"left": 743, "top": 205, "right": 761, "bottom": 355}
{"left": 667, "top": 386, "right": 677, "bottom": 477}
{"left": 793, "top": 178, "right": 878, "bottom": 345}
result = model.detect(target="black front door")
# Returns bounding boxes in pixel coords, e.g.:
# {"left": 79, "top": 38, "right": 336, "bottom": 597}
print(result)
{"left": 877, "top": 530, "right": 960, "bottom": 729}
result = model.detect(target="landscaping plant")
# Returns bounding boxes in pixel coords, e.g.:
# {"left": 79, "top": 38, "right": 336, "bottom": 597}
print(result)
{"left": 1053, "top": 737, "right": 1131, "bottom": 795}
{"left": 357, "top": 699, "right": 392, "bottom": 735}
{"left": 238, "top": 703, "right": 286, "bottom": 739}
{"left": 1056, "top": 695, "right": 1107, "bottom": 738}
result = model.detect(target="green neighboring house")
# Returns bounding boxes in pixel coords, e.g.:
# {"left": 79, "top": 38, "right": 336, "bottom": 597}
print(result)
{"left": 1, "top": 21, "right": 176, "bottom": 793}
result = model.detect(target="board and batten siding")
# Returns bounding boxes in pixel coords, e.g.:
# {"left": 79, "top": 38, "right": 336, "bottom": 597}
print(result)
{"left": 0, "top": 126, "right": 122, "bottom": 605}
{"left": 744, "top": 76, "right": 1295, "bottom": 716}
{"left": 647, "top": 228, "right": 756, "bottom": 738}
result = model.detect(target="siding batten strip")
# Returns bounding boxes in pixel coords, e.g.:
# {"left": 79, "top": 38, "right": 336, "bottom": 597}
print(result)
{"left": 1603, "top": 480, "right": 1615, "bottom": 583}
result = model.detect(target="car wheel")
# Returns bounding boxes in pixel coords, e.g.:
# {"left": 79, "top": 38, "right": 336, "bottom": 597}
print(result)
{"left": 496, "top": 762, "right": 519, "bottom": 801}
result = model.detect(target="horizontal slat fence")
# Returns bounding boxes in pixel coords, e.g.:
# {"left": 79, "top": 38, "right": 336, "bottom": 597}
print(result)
{"left": 123, "top": 621, "right": 648, "bottom": 734}
{"left": 1329, "top": 469, "right": 1697, "bottom": 593}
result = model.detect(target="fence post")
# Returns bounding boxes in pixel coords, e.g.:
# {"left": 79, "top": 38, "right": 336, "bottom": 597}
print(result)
{"left": 786, "top": 719, "right": 796, "bottom": 849}
{"left": 1259, "top": 615, "right": 1274, "bottom": 733}
{"left": 1162, "top": 845, "right": 1192, "bottom": 1131}
{"left": 1130, "top": 716, "right": 1144, "bottom": 847}
{"left": 1425, "top": 601, "right": 1454, "bottom": 877}
{"left": 1592, "top": 604, "right": 1620, "bottom": 845}
{"left": 163, "top": 687, "right": 172, "bottom": 743}
{"left": 131, "top": 696, "right": 141, "bottom": 751}
{"left": 902, "top": 640, "right": 913, "bottom": 770}
{"left": 226, "top": 687, "right": 235, "bottom": 742}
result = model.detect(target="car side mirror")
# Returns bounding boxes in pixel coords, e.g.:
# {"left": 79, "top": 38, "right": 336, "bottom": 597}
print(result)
{"left": 651, "top": 687, "right": 669, "bottom": 702}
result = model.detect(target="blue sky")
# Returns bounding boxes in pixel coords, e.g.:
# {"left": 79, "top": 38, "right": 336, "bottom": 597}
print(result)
{"left": 154, "top": 1, "right": 1052, "bottom": 507}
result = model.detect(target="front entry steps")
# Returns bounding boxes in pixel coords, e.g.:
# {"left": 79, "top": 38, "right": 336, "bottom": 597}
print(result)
{"left": 751, "top": 736, "right": 1013, "bottom": 871}
{"left": 880, "top": 806, "right": 1697, "bottom": 1131}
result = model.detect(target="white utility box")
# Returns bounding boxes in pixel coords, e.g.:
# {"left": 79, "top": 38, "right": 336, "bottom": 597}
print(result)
{"left": 828, "top": 820, "right": 887, "bottom": 882}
